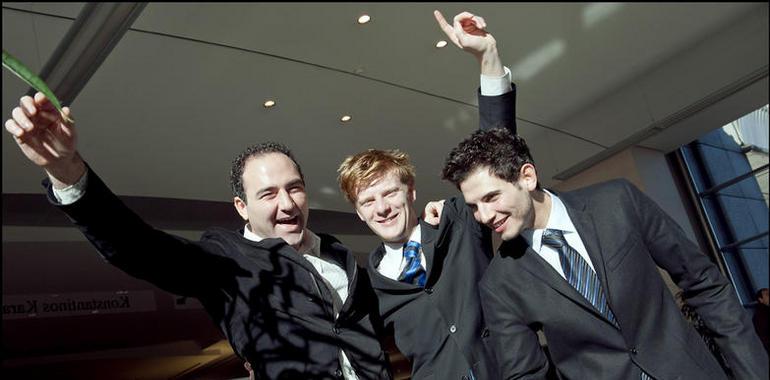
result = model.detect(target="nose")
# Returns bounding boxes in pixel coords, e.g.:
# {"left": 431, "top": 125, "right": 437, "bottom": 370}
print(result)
{"left": 477, "top": 204, "right": 494, "bottom": 225}
{"left": 374, "top": 197, "right": 390, "bottom": 215}
{"left": 277, "top": 189, "right": 296, "bottom": 212}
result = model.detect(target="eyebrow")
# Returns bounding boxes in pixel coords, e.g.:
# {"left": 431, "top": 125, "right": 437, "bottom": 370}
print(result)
{"left": 481, "top": 190, "right": 500, "bottom": 202}
{"left": 255, "top": 178, "right": 305, "bottom": 196}
{"left": 286, "top": 179, "right": 305, "bottom": 188}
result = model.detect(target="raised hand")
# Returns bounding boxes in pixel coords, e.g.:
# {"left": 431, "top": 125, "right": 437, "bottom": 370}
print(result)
{"left": 434, "top": 10, "right": 496, "bottom": 59}
{"left": 5, "top": 92, "right": 85, "bottom": 187}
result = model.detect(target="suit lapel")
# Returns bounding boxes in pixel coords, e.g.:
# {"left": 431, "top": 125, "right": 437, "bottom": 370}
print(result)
{"left": 559, "top": 194, "right": 618, "bottom": 327}
{"left": 505, "top": 237, "right": 608, "bottom": 322}
{"left": 367, "top": 244, "right": 421, "bottom": 291}
{"left": 560, "top": 195, "right": 611, "bottom": 300}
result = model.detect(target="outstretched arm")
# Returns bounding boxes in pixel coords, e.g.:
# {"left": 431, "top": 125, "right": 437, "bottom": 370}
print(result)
{"left": 434, "top": 10, "right": 517, "bottom": 134}
{"left": 5, "top": 92, "right": 223, "bottom": 297}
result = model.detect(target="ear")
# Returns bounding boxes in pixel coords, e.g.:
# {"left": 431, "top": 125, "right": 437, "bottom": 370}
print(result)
{"left": 233, "top": 197, "right": 249, "bottom": 221}
{"left": 409, "top": 186, "right": 417, "bottom": 203}
{"left": 519, "top": 163, "right": 539, "bottom": 191}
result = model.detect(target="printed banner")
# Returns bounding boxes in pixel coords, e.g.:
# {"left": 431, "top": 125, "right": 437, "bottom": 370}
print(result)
{"left": 2, "top": 291, "right": 156, "bottom": 320}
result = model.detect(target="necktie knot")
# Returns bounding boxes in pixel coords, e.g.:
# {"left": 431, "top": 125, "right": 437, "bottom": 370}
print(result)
{"left": 542, "top": 229, "right": 566, "bottom": 249}
{"left": 399, "top": 240, "right": 425, "bottom": 287}
{"left": 403, "top": 240, "right": 421, "bottom": 258}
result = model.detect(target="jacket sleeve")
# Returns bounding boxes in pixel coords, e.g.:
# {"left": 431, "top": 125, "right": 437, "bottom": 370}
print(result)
{"left": 623, "top": 180, "right": 769, "bottom": 379}
{"left": 480, "top": 279, "right": 550, "bottom": 380}
{"left": 478, "top": 84, "right": 517, "bottom": 134}
{"left": 45, "top": 167, "right": 226, "bottom": 297}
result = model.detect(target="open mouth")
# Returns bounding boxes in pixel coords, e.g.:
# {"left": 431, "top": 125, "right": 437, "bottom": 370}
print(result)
{"left": 276, "top": 215, "right": 300, "bottom": 227}
{"left": 491, "top": 217, "right": 508, "bottom": 233}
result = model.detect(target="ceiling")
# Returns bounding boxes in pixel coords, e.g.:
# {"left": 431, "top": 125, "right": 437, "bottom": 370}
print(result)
{"left": 2, "top": 3, "right": 768, "bottom": 379}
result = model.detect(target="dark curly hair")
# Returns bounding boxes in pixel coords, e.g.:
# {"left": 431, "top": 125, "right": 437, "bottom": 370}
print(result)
{"left": 442, "top": 128, "right": 538, "bottom": 188}
{"left": 229, "top": 142, "right": 305, "bottom": 202}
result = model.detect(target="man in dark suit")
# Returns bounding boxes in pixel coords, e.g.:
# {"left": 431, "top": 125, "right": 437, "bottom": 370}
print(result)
{"left": 5, "top": 98, "right": 390, "bottom": 379}
{"left": 440, "top": 127, "right": 769, "bottom": 379}
{"left": 334, "top": 10, "right": 517, "bottom": 379}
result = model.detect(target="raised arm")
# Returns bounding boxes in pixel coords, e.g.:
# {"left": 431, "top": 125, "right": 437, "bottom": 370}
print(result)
{"left": 5, "top": 93, "right": 224, "bottom": 297}
{"left": 434, "top": 10, "right": 517, "bottom": 134}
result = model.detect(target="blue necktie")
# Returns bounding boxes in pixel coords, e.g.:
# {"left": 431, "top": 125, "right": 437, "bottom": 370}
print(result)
{"left": 543, "top": 229, "right": 654, "bottom": 379}
{"left": 398, "top": 240, "right": 426, "bottom": 287}
{"left": 542, "top": 229, "right": 617, "bottom": 325}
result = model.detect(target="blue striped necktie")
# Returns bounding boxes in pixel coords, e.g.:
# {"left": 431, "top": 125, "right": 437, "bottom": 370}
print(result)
{"left": 542, "top": 229, "right": 654, "bottom": 379}
{"left": 542, "top": 229, "right": 617, "bottom": 325}
{"left": 398, "top": 240, "right": 426, "bottom": 287}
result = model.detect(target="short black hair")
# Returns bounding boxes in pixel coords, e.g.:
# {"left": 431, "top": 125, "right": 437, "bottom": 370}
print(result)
{"left": 229, "top": 142, "right": 304, "bottom": 202}
{"left": 442, "top": 128, "right": 538, "bottom": 188}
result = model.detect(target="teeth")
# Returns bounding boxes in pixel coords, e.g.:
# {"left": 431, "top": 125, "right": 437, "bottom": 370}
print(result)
{"left": 378, "top": 214, "right": 396, "bottom": 223}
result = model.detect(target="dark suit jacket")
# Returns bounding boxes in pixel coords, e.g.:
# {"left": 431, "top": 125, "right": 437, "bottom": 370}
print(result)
{"left": 366, "top": 88, "right": 517, "bottom": 380}
{"left": 754, "top": 303, "right": 769, "bottom": 353}
{"left": 480, "top": 179, "right": 769, "bottom": 380}
{"left": 45, "top": 171, "right": 391, "bottom": 380}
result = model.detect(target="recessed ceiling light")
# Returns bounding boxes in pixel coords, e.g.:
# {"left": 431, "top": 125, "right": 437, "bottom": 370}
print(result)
{"left": 263, "top": 100, "right": 276, "bottom": 108}
{"left": 357, "top": 14, "right": 370, "bottom": 24}
{"left": 341, "top": 115, "right": 352, "bottom": 122}
{"left": 436, "top": 40, "right": 448, "bottom": 48}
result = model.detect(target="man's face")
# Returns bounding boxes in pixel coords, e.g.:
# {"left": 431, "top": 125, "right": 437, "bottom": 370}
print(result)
{"left": 233, "top": 153, "right": 309, "bottom": 249}
{"left": 354, "top": 170, "right": 417, "bottom": 244}
{"left": 760, "top": 289, "right": 769, "bottom": 306}
{"left": 460, "top": 166, "right": 536, "bottom": 241}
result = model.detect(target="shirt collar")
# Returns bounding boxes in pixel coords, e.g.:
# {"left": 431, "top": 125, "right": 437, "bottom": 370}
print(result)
{"left": 243, "top": 224, "right": 321, "bottom": 257}
{"left": 383, "top": 222, "right": 422, "bottom": 256}
{"left": 522, "top": 190, "right": 575, "bottom": 249}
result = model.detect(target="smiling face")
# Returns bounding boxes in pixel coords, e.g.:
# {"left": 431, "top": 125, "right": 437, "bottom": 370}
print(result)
{"left": 460, "top": 165, "right": 538, "bottom": 241}
{"left": 354, "top": 170, "right": 418, "bottom": 244}
{"left": 233, "top": 152, "right": 309, "bottom": 249}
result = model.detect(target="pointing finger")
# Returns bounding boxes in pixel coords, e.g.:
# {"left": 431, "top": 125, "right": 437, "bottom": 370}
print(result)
{"left": 434, "top": 10, "right": 451, "bottom": 33}
{"left": 434, "top": 10, "right": 462, "bottom": 48}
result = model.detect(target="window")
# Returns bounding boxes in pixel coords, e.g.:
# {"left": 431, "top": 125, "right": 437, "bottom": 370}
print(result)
{"left": 679, "top": 105, "right": 769, "bottom": 305}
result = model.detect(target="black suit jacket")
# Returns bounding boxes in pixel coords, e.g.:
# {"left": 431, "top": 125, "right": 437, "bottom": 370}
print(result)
{"left": 366, "top": 88, "right": 517, "bottom": 380}
{"left": 480, "top": 179, "right": 769, "bottom": 379}
{"left": 46, "top": 172, "right": 391, "bottom": 380}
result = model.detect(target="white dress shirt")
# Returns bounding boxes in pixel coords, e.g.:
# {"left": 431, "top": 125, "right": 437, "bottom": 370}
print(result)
{"left": 520, "top": 190, "right": 596, "bottom": 279}
{"left": 245, "top": 227, "right": 357, "bottom": 380}
{"left": 377, "top": 224, "right": 427, "bottom": 280}
{"left": 480, "top": 65, "right": 513, "bottom": 96}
